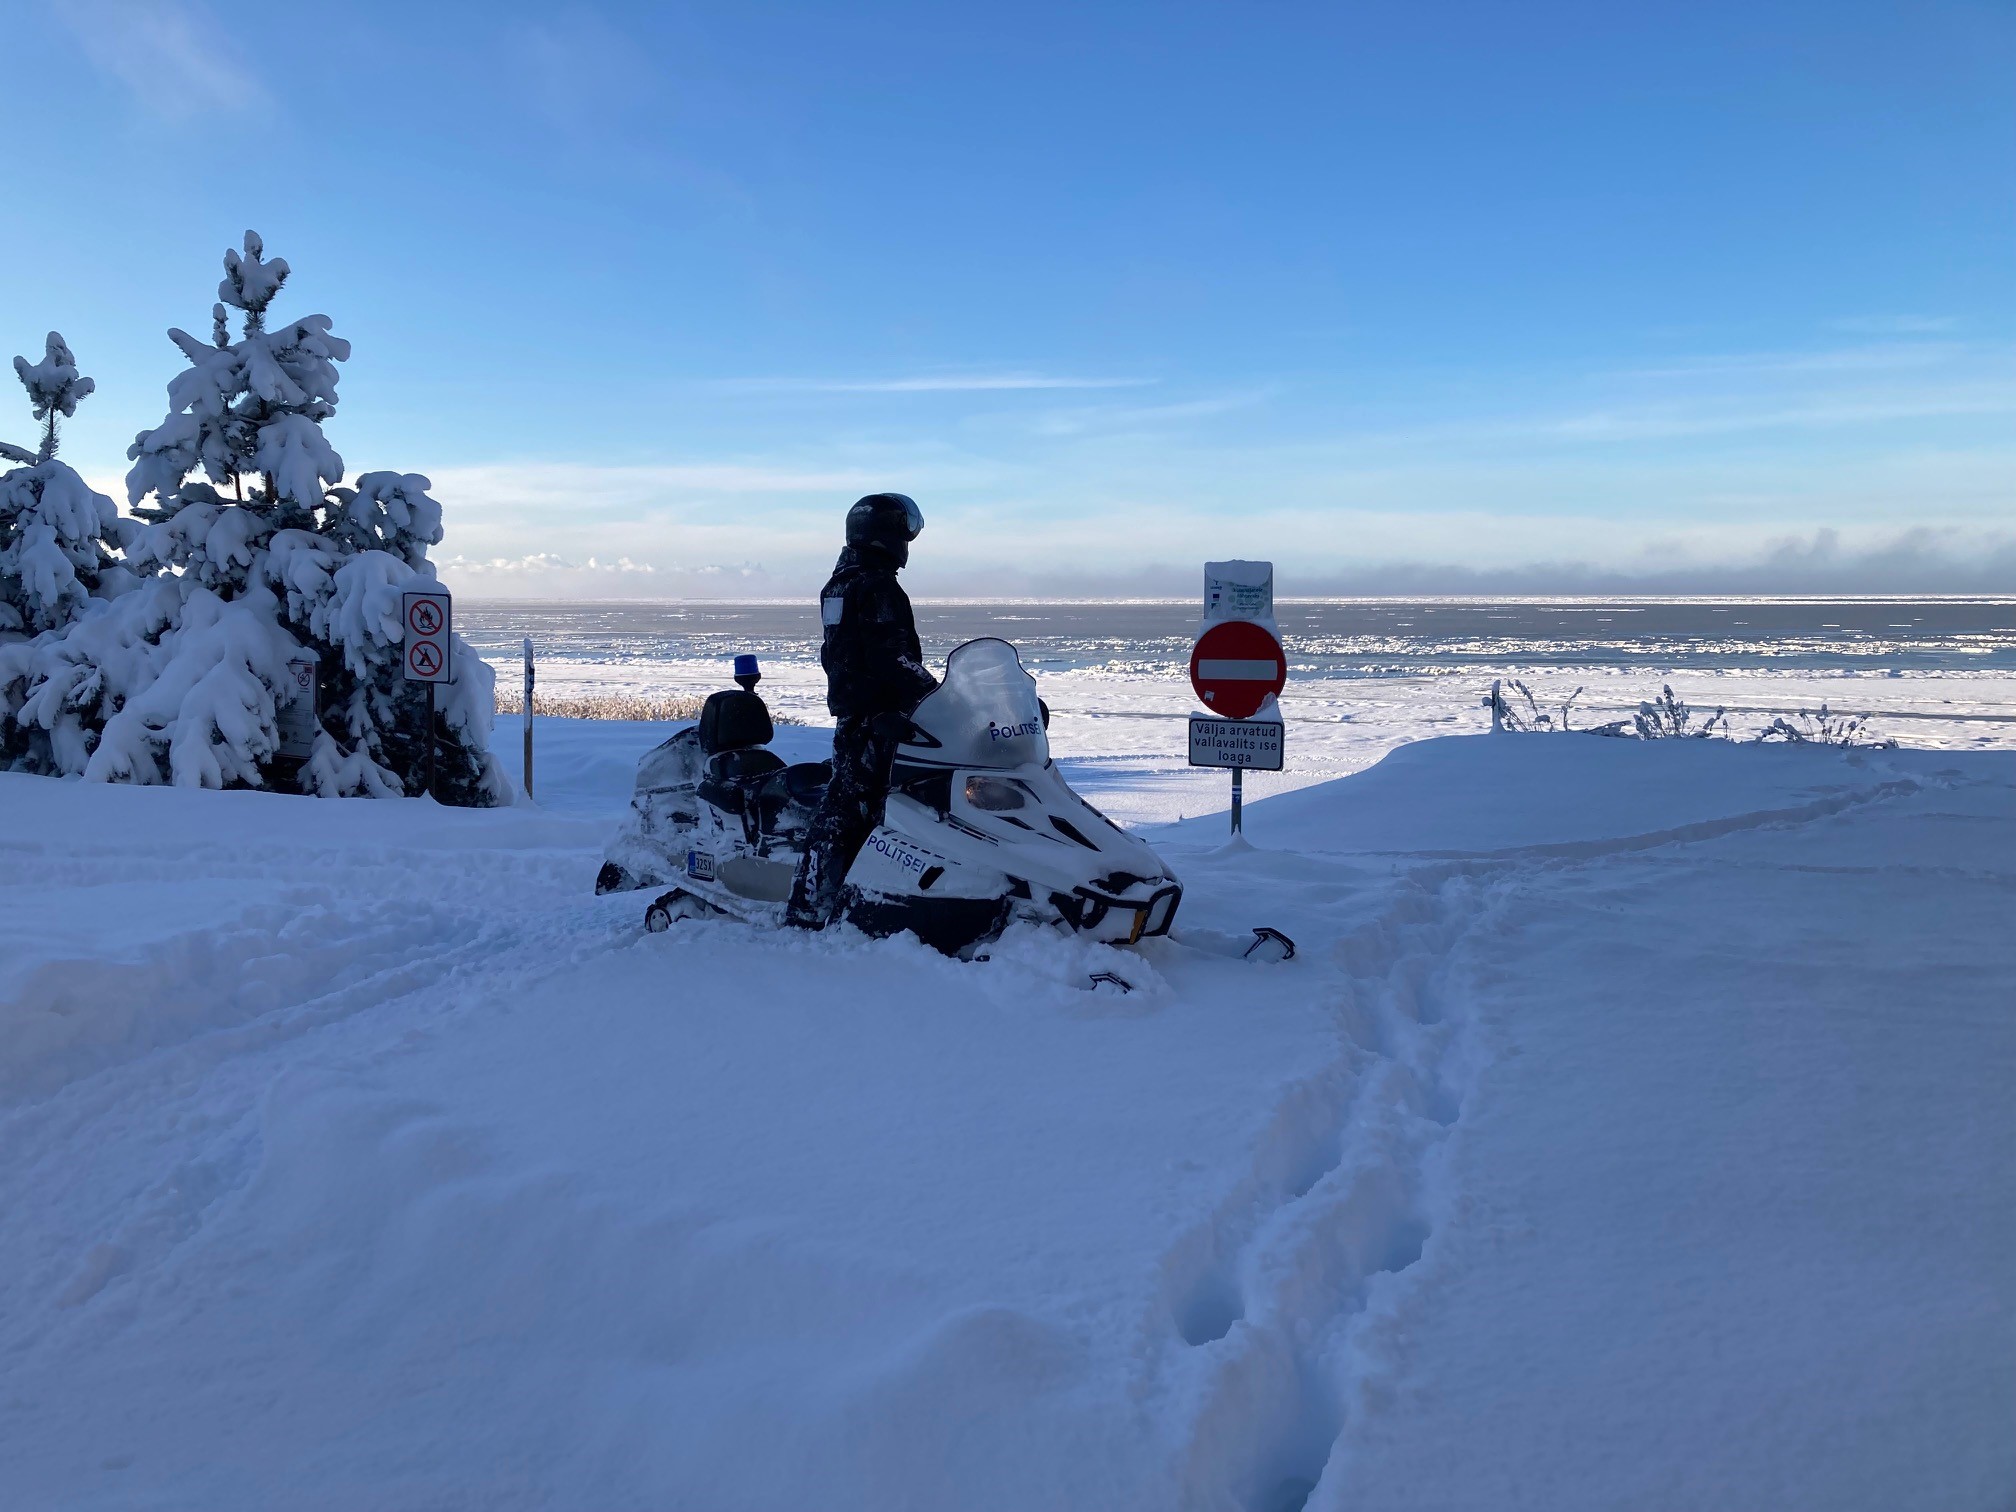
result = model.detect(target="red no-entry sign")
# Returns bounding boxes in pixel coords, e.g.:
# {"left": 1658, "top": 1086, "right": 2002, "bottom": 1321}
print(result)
{"left": 1189, "top": 618, "right": 1285, "bottom": 720}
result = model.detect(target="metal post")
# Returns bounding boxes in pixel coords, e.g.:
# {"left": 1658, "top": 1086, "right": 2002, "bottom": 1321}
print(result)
{"left": 1231, "top": 765, "right": 1244, "bottom": 836}
{"left": 1490, "top": 678, "right": 1504, "bottom": 733}
{"left": 425, "top": 680, "right": 437, "bottom": 800}
{"left": 522, "top": 635, "right": 535, "bottom": 801}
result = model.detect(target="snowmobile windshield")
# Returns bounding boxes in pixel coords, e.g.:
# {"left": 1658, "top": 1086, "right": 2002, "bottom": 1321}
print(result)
{"left": 905, "top": 637, "right": 1047, "bottom": 769}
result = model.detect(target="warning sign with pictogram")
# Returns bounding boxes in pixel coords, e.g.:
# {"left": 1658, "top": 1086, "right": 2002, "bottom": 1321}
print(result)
{"left": 277, "top": 656, "right": 320, "bottom": 758}
{"left": 402, "top": 589, "right": 452, "bottom": 684}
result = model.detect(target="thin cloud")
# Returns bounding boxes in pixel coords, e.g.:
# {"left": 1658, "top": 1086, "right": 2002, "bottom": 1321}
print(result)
{"left": 1309, "top": 383, "right": 2016, "bottom": 453}
{"left": 55, "top": 0, "right": 263, "bottom": 118}
{"left": 1538, "top": 387, "right": 2016, "bottom": 442}
{"left": 1029, "top": 389, "right": 1275, "bottom": 437}
{"left": 1619, "top": 342, "right": 1974, "bottom": 380}
{"left": 443, "top": 553, "right": 659, "bottom": 575}
{"left": 428, "top": 461, "right": 881, "bottom": 512}
{"left": 436, "top": 555, "right": 779, "bottom": 599}
{"left": 1829, "top": 315, "right": 1962, "bottom": 336}
{"left": 503, "top": 12, "right": 656, "bottom": 140}
{"left": 714, "top": 374, "right": 1157, "bottom": 394}
{"left": 912, "top": 525, "right": 2016, "bottom": 599}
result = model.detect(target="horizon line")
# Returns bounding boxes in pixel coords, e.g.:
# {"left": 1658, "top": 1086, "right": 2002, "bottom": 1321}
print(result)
{"left": 450, "top": 592, "right": 2016, "bottom": 608}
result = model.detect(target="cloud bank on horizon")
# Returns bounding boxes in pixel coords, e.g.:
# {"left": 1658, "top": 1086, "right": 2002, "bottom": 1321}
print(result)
{"left": 11, "top": 0, "right": 2012, "bottom": 598}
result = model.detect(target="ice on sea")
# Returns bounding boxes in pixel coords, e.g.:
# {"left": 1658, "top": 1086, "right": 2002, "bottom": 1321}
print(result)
{"left": 460, "top": 597, "right": 2016, "bottom": 826}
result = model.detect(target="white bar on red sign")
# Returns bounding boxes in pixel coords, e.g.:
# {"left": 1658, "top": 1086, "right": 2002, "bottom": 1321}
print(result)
{"left": 1197, "top": 658, "right": 1282, "bottom": 679}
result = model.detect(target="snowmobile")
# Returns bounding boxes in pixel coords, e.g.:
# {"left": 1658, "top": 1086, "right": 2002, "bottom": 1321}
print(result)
{"left": 596, "top": 638, "right": 1184, "bottom": 956}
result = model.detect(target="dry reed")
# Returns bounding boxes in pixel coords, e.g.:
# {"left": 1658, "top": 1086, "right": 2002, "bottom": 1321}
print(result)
{"left": 494, "top": 690, "right": 800, "bottom": 724}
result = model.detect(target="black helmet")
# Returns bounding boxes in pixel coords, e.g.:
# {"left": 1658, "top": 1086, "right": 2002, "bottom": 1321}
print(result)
{"left": 846, "top": 493, "right": 924, "bottom": 565}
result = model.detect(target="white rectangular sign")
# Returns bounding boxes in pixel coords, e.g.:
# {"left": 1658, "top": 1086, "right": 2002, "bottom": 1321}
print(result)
{"left": 1204, "top": 560, "right": 1274, "bottom": 628}
{"left": 1188, "top": 715, "right": 1285, "bottom": 771}
{"left": 401, "top": 588, "right": 452, "bottom": 684}
{"left": 277, "top": 656, "right": 319, "bottom": 758}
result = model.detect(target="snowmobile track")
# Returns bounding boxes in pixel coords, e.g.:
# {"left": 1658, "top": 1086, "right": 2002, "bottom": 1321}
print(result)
{"left": 0, "top": 872, "right": 632, "bottom": 1331}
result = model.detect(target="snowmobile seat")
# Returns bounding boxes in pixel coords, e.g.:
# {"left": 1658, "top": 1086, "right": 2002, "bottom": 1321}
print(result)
{"left": 744, "top": 761, "right": 832, "bottom": 839}
{"left": 707, "top": 747, "right": 786, "bottom": 781}
{"left": 697, "top": 746, "right": 786, "bottom": 817}
{"left": 783, "top": 761, "right": 832, "bottom": 804}
{"left": 698, "top": 688, "right": 774, "bottom": 755}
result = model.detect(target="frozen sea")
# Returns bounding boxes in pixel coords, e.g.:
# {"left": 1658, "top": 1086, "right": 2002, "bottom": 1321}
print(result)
{"left": 464, "top": 597, "right": 2016, "bottom": 825}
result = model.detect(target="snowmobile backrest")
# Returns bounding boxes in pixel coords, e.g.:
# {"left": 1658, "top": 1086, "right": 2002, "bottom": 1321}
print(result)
{"left": 698, "top": 688, "right": 774, "bottom": 754}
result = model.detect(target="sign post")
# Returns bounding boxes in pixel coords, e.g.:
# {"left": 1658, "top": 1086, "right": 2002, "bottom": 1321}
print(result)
{"left": 401, "top": 588, "right": 452, "bottom": 798}
{"left": 522, "top": 635, "right": 535, "bottom": 801}
{"left": 1187, "top": 563, "right": 1285, "bottom": 836}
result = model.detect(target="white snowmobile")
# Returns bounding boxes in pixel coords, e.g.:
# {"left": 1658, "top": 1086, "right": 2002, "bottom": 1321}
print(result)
{"left": 596, "top": 638, "right": 1184, "bottom": 956}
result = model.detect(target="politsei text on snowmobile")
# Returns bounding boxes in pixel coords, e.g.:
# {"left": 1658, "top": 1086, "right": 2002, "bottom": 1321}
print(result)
{"left": 597, "top": 638, "right": 1182, "bottom": 954}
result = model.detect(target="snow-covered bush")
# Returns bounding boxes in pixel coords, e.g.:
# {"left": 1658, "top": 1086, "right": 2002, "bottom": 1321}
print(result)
{"left": 1755, "top": 706, "right": 1894, "bottom": 749}
{"left": 1632, "top": 685, "right": 1727, "bottom": 740}
{"left": 1486, "top": 680, "right": 1734, "bottom": 740}
{"left": 0, "top": 235, "right": 506, "bottom": 804}
{"left": 1485, "top": 679, "right": 1584, "bottom": 732}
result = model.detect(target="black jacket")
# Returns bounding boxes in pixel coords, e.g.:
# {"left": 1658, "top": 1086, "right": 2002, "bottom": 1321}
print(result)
{"left": 818, "top": 546, "right": 939, "bottom": 719}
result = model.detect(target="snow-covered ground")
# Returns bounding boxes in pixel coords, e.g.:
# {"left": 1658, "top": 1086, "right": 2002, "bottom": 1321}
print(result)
{"left": 3, "top": 721, "right": 2011, "bottom": 1510}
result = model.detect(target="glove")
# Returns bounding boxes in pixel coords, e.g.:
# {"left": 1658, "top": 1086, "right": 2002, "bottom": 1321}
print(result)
{"left": 871, "top": 709, "right": 914, "bottom": 745}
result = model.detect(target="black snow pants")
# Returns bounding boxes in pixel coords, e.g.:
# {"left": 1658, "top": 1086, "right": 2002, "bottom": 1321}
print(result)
{"left": 785, "top": 715, "right": 898, "bottom": 928}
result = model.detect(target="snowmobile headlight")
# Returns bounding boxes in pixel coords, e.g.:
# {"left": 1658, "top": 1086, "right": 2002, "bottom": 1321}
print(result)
{"left": 964, "top": 775, "right": 1027, "bottom": 812}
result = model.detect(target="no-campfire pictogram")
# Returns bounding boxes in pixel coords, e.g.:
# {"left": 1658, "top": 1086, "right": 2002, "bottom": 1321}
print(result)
{"left": 401, "top": 590, "right": 452, "bottom": 684}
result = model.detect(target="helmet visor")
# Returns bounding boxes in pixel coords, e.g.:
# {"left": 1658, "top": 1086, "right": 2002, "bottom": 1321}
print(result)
{"left": 895, "top": 494, "right": 924, "bottom": 540}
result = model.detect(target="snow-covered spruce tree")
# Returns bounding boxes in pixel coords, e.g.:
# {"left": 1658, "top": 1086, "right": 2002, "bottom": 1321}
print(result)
{"left": 0, "top": 233, "right": 505, "bottom": 803}
{"left": 0, "top": 335, "right": 134, "bottom": 636}
{"left": 0, "top": 335, "right": 138, "bottom": 770}
{"left": 269, "top": 469, "right": 505, "bottom": 804}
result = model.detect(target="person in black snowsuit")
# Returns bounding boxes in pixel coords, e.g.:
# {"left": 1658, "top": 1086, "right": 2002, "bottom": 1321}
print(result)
{"left": 785, "top": 493, "right": 937, "bottom": 929}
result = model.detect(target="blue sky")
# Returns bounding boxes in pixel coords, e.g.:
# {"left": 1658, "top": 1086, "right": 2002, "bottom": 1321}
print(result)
{"left": 2, "top": 0, "right": 2011, "bottom": 596}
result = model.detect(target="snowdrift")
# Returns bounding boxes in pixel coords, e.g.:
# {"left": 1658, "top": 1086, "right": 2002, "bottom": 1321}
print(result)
{"left": 1, "top": 732, "right": 2010, "bottom": 1511}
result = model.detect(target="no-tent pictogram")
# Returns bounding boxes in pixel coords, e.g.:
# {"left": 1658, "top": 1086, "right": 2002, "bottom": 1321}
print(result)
{"left": 401, "top": 589, "right": 452, "bottom": 685}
